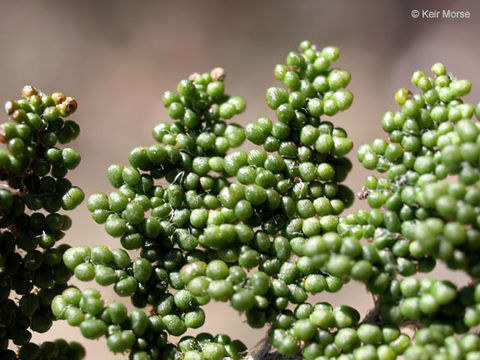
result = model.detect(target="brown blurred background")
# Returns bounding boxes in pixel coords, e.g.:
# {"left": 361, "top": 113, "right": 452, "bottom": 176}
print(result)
{"left": 0, "top": 0, "right": 479, "bottom": 358}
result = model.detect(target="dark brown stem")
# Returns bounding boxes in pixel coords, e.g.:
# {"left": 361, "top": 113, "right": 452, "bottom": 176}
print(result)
{"left": 361, "top": 296, "right": 383, "bottom": 325}
{"left": 244, "top": 335, "right": 301, "bottom": 360}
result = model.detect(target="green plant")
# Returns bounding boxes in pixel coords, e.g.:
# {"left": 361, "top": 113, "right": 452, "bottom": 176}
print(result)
{"left": 0, "top": 88, "right": 86, "bottom": 359}
{"left": 3, "top": 40, "right": 480, "bottom": 360}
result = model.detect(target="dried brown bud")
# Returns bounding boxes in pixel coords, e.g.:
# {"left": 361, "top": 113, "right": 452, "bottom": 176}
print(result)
{"left": 4, "top": 101, "right": 16, "bottom": 115}
{"left": 63, "top": 97, "right": 78, "bottom": 115}
{"left": 52, "top": 92, "right": 66, "bottom": 105}
{"left": 210, "top": 67, "right": 226, "bottom": 81}
{"left": 11, "top": 109, "right": 27, "bottom": 123}
{"left": 22, "top": 85, "right": 37, "bottom": 98}
{"left": 357, "top": 186, "right": 369, "bottom": 200}
{"left": 188, "top": 72, "right": 200, "bottom": 81}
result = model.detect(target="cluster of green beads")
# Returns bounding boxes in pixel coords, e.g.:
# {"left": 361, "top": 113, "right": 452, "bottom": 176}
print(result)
{"left": 17, "top": 340, "right": 85, "bottom": 360}
{"left": 270, "top": 299, "right": 480, "bottom": 360}
{"left": 338, "top": 62, "right": 480, "bottom": 359}
{"left": 0, "top": 86, "right": 85, "bottom": 360}
{"left": 57, "top": 67, "right": 250, "bottom": 360}
{"left": 380, "top": 277, "right": 480, "bottom": 329}
{"left": 53, "top": 42, "right": 480, "bottom": 360}
{"left": 56, "top": 41, "right": 359, "bottom": 359}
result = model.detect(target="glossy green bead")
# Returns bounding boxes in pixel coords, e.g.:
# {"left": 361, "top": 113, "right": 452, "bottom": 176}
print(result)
{"left": 328, "top": 69, "right": 351, "bottom": 91}
{"left": 74, "top": 263, "right": 95, "bottom": 281}
{"left": 400, "top": 297, "right": 421, "bottom": 319}
{"left": 231, "top": 289, "right": 255, "bottom": 311}
{"left": 190, "top": 208, "right": 208, "bottom": 228}
{"left": 310, "top": 307, "right": 334, "bottom": 328}
{"left": 335, "top": 328, "right": 359, "bottom": 352}
{"left": 184, "top": 309, "right": 205, "bottom": 328}
{"left": 430, "top": 280, "right": 457, "bottom": 305}
{"left": 207, "top": 280, "right": 234, "bottom": 301}
{"left": 302, "top": 217, "right": 321, "bottom": 237}
{"left": 292, "top": 319, "right": 316, "bottom": 340}
{"left": 128, "top": 309, "right": 147, "bottom": 336}
{"left": 245, "top": 123, "right": 267, "bottom": 145}
{"left": 65, "top": 307, "right": 85, "bottom": 327}
{"left": 357, "top": 323, "right": 382, "bottom": 345}
{"left": 333, "top": 305, "right": 360, "bottom": 328}
{"left": 162, "top": 314, "right": 187, "bottom": 336}
{"left": 104, "top": 215, "right": 127, "bottom": 237}
{"left": 107, "top": 330, "right": 136, "bottom": 353}
{"left": 80, "top": 319, "right": 107, "bottom": 339}
{"left": 266, "top": 87, "right": 289, "bottom": 109}
{"left": 114, "top": 276, "right": 138, "bottom": 297}
{"left": 307, "top": 98, "right": 323, "bottom": 117}
{"left": 450, "top": 79, "right": 472, "bottom": 97}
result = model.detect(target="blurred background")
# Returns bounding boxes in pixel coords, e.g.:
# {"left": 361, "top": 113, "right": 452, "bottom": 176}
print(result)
{"left": 0, "top": 0, "right": 479, "bottom": 358}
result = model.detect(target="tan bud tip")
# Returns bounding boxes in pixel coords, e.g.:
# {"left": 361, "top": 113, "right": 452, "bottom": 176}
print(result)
{"left": 188, "top": 72, "right": 200, "bottom": 81}
{"left": 4, "top": 101, "right": 16, "bottom": 115}
{"left": 22, "top": 85, "right": 37, "bottom": 98}
{"left": 210, "top": 67, "right": 225, "bottom": 81}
